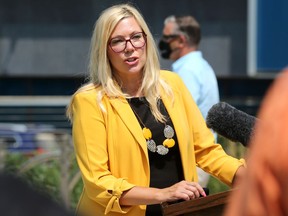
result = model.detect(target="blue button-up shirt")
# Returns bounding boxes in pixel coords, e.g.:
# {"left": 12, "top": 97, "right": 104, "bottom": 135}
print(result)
{"left": 172, "top": 51, "right": 219, "bottom": 121}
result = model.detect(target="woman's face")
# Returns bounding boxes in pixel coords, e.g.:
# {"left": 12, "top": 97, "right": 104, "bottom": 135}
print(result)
{"left": 107, "top": 17, "right": 147, "bottom": 80}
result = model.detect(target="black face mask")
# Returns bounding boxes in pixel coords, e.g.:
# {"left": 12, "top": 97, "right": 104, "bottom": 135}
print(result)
{"left": 158, "top": 39, "right": 172, "bottom": 59}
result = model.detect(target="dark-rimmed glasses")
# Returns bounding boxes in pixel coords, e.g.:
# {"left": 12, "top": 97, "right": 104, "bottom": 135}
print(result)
{"left": 109, "top": 32, "right": 147, "bottom": 53}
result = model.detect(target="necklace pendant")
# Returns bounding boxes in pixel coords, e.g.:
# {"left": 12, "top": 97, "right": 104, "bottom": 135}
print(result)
{"left": 147, "top": 139, "right": 157, "bottom": 152}
{"left": 164, "top": 125, "right": 174, "bottom": 138}
{"left": 156, "top": 145, "right": 169, "bottom": 155}
{"left": 143, "top": 127, "right": 152, "bottom": 139}
{"left": 163, "top": 138, "right": 175, "bottom": 148}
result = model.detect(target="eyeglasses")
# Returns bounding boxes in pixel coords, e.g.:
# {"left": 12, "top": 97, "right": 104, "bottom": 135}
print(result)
{"left": 109, "top": 32, "right": 147, "bottom": 53}
{"left": 162, "top": 34, "right": 179, "bottom": 41}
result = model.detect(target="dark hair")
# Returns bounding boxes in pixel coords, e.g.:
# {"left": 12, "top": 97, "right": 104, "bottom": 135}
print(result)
{"left": 175, "top": 15, "right": 201, "bottom": 46}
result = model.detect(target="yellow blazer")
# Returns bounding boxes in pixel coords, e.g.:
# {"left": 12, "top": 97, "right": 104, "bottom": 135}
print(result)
{"left": 71, "top": 70, "right": 245, "bottom": 216}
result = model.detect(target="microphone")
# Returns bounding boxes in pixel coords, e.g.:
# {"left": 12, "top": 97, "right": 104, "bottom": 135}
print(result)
{"left": 206, "top": 102, "right": 257, "bottom": 146}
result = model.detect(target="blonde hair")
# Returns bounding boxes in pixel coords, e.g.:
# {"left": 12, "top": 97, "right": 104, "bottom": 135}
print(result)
{"left": 67, "top": 3, "right": 173, "bottom": 122}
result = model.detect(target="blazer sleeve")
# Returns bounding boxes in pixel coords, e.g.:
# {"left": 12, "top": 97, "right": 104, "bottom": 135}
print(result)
{"left": 71, "top": 91, "right": 135, "bottom": 214}
{"left": 167, "top": 71, "right": 245, "bottom": 186}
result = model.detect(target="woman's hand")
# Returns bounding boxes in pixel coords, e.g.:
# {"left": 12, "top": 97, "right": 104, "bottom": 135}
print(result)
{"left": 156, "top": 180, "right": 207, "bottom": 203}
{"left": 120, "top": 181, "right": 206, "bottom": 206}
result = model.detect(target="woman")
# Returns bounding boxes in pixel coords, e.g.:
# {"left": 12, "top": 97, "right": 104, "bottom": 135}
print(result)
{"left": 66, "top": 3, "right": 245, "bottom": 216}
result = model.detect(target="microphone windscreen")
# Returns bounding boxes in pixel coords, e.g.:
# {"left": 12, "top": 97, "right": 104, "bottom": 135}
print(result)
{"left": 206, "top": 102, "right": 257, "bottom": 146}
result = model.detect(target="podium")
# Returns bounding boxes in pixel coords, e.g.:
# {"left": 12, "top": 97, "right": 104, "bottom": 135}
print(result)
{"left": 161, "top": 190, "right": 231, "bottom": 216}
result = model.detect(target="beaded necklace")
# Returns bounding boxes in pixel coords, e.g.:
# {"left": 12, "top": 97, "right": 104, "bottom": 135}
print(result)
{"left": 128, "top": 98, "right": 175, "bottom": 155}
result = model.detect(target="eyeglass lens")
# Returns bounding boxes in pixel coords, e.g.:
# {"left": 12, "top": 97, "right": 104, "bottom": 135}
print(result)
{"left": 109, "top": 32, "right": 146, "bottom": 53}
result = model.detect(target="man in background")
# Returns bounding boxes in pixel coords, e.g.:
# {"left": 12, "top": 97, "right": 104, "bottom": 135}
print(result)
{"left": 159, "top": 15, "right": 220, "bottom": 187}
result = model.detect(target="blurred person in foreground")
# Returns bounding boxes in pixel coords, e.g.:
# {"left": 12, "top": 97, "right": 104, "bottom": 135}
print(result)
{"left": 0, "top": 172, "right": 73, "bottom": 216}
{"left": 66, "top": 3, "right": 245, "bottom": 216}
{"left": 224, "top": 68, "right": 288, "bottom": 216}
{"left": 159, "top": 15, "right": 220, "bottom": 187}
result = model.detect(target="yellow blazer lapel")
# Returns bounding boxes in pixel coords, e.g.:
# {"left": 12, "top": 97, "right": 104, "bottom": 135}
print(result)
{"left": 161, "top": 90, "right": 186, "bottom": 147}
{"left": 109, "top": 97, "right": 149, "bottom": 155}
{"left": 161, "top": 89, "right": 193, "bottom": 181}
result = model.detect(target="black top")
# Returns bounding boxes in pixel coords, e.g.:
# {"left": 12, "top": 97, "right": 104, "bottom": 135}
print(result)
{"left": 127, "top": 97, "right": 184, "bottom": 216}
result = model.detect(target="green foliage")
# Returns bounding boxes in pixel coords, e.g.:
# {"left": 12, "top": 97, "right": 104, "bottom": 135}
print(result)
{"left": 69, "top": 159, "right": 83, "bottom": 210}
{"left": 22, "top": 160, "right": 61, "bottom": 201}
{"left": 4, "top": 153, "right": 27, "bottom": 172}
{"left": 70, "top": 178, "right": 83, "bottom": 209}
{"left": 4, "top": 153, "right": 83, "bottom": 211}
{"left": 207, "top": 175, "right": 230, "bottom": 194}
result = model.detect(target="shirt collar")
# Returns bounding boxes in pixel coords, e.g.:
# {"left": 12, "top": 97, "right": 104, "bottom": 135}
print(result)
{"left": 172, "top": 51, "right": 202, "bottom": 72}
